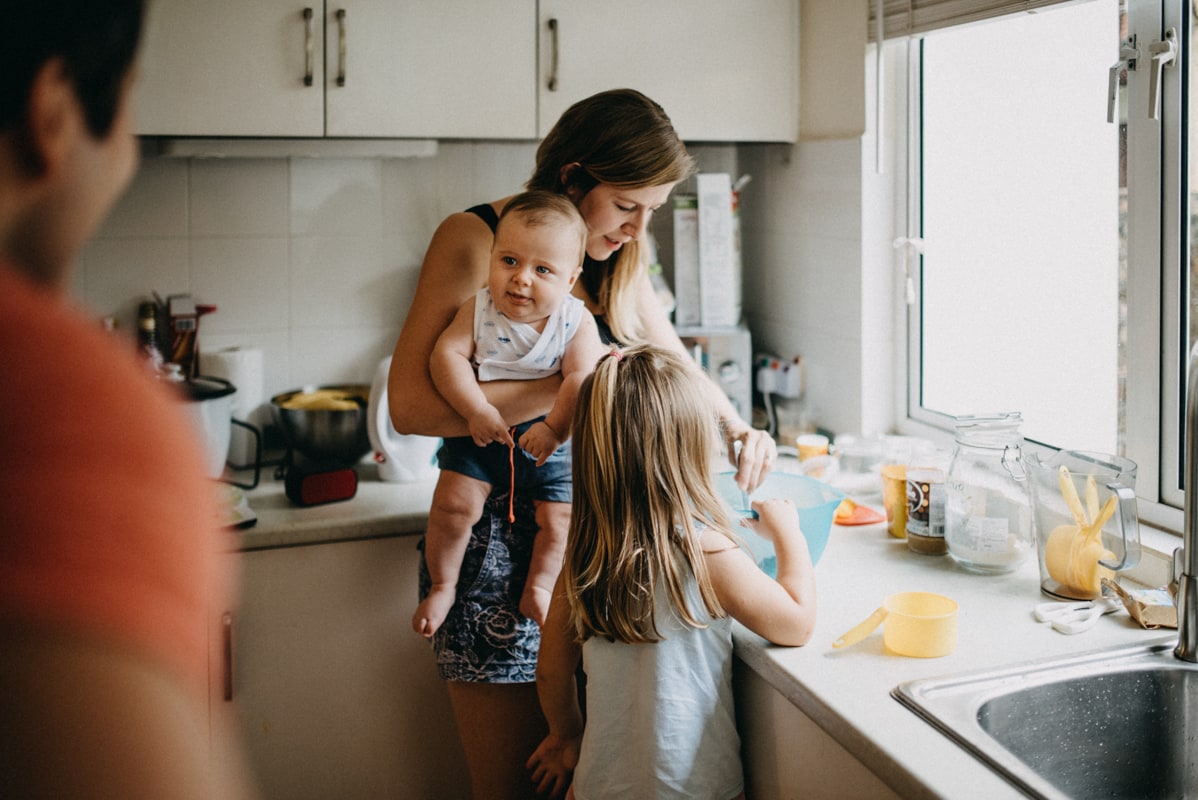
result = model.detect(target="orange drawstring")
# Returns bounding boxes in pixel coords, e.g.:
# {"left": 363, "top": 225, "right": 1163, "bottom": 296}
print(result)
{"left": 507, "top": 427, "right": 517, "bottom": 523}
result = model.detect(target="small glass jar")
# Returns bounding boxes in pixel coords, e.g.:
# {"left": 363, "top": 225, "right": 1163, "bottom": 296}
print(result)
{"left": 944, "top": 413, "right": 1033, "bottom": 574}
{"left": 906, "top": 464, "right": 948, "bottom": 555}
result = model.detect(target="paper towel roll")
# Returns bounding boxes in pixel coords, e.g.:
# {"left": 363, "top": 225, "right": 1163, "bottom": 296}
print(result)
{"left": 199, "top": 347, "right": 264, "bottom": 417}
{"left": 199, "top": 347, "right": 265, "bottom": 468}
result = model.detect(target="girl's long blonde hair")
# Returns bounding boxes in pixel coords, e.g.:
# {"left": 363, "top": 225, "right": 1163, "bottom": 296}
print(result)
{"left": 527, "top": 89, "right": 696, "bottom": 344}
{"left": 566, "top": 345, "right": 737, "bottom": 644}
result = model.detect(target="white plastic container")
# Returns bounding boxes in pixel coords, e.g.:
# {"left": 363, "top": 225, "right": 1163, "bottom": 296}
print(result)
{"left": 367, "top": 356, "right": 440, "bottom": 483}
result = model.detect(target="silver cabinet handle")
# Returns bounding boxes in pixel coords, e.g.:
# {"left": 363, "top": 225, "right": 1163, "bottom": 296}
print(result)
{"left": 547, "top": 17, "right": 559, "bottom": 91}
{"left": 302, "top": 7, "right": 314, "bottom": 87}
{"left": 336, "top": 9, "right": 347, "bottom": 87}
{"left": 221, "top": 611, "right": 233, "bottom": 702}
{"left": 1147, "top": 27, "right": 1177, "bottom": 121}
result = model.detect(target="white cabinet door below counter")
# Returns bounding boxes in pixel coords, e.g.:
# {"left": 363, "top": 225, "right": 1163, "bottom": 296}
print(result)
{"left": 222, "top": 535, "right": 468, "bottom": 800}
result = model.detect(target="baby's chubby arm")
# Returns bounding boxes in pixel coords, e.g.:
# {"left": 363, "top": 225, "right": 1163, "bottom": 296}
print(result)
{"left": 519, "top": 313, "right": 606, "bottom": 465}
{"left": 430, "top": 297, "right": 515, "bottom": 449}
{"left": 703, "top": 498, "right": 817, "bottom": 647}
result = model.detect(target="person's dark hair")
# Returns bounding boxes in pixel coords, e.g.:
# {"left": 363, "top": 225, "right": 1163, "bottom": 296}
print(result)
{"left": 0, "top": 0, "right": 146, "bottom": 137}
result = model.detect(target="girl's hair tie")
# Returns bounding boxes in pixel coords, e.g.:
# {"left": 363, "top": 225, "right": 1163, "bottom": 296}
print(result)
{"left": 607, "top": 349, "right": 624, "bottom": 362}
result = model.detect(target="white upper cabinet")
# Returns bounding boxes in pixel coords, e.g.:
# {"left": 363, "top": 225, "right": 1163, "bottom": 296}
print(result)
{"left": 136, "top": 0, "right": 326, "bottom": 136}
{"left": 136, "top": 1, "right": 537, "bottom": 139}
{"left": 536, "top": 0, "right": 799, "bottom": 142}
{"left": 136, "top": 1, "right": 799, "bottom": 142}
{"left": 324, "top": 1, "right": 536, "bottom": 138}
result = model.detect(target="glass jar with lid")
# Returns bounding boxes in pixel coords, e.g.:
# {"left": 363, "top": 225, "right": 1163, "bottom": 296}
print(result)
{"left": 944, "top": 412, "right": 1033, "bottom": 574}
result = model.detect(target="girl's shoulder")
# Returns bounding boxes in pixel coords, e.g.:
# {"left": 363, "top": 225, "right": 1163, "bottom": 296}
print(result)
{"left": 696, "top": 519, "right": 738, "bottom": 555}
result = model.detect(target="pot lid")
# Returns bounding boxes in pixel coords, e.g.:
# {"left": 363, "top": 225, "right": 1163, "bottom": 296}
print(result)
{"left": 187, "top": 374, "right": 236, "bottom": 401}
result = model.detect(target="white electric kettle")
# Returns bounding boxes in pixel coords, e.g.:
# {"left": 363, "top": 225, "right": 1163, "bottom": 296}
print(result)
{"left": 367, "top": 355, "right": 440, "bottom": 482}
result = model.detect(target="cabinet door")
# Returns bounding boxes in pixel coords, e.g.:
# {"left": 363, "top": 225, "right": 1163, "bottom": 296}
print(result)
{"left": 136, "top": 0, "right": 325, "bottom": 137}
{"left": 537, "top": 1, "right": 798, "bottom": 142}
{"left": 222, "top": 536, "right": 470, "bottom": 800}
{"left": 325, "top": 0, "right": 537, "bottom": 138}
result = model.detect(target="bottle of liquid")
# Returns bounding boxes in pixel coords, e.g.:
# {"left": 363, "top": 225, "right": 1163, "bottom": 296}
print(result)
{"left": 137, "top": 300, "right": 164, "bottom": 376}
{"left": 944, "top": 413, "right": 1032, "bottom": 574}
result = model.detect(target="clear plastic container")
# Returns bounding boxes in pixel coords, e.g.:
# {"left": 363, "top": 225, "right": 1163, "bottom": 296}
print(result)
{"left": 944, "top": 412, "right": 1033, "bottom": 574}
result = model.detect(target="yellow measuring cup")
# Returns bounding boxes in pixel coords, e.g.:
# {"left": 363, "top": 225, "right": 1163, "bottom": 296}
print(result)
{"left": 832, "top": 591, "right": 958, "bottom": 658}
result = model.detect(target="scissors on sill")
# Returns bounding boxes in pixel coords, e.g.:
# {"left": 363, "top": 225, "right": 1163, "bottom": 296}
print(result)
{"left": 1033, "top": 595, "right": 1123, "bottom": 635}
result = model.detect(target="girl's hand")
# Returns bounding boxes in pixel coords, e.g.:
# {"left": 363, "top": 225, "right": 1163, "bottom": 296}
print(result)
{"left": 727, "top": 425, "right": 776, "bottom": 494}
{"left": 527, "top": 733, "right": 580, "bottom": 799}
{"left": 743, "top": 498, "right": 801, "bottom": 543}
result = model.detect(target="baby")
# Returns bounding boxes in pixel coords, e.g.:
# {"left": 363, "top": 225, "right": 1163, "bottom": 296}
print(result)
{"left": 412, "top": 190, "right": 605, "bottom": 637}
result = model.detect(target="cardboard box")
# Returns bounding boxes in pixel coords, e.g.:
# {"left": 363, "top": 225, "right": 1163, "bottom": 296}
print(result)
{"left": 672, "top": 195, "right": 701, "bottom": 326}
{"left": 696, "top": 173, "right": 742, "bottom": 327}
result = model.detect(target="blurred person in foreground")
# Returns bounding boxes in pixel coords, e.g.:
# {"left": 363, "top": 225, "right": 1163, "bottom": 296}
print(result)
{"left": 0, "top": 2, "right": 256, "bottom": 798}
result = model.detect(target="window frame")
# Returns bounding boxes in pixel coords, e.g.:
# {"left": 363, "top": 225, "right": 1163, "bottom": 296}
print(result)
{"left": 891, "top": 0, "right": 1188, "bottom": 536}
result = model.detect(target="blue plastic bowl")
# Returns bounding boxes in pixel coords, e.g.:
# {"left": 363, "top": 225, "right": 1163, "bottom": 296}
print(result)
{"left": 716, "top": 471, "right": 845, "bottom": 572}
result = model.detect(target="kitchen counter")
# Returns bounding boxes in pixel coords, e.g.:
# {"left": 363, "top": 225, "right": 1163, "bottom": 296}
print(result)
{"left": 230, "top": 461, "right": 436, "bottom": 550}
{"left": 231, "top": 461, "right": 1177, "bottom": 798}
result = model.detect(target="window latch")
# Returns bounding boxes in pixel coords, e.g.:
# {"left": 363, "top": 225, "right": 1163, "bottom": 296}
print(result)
{"left": 1147, "top": 28, "right": 1178, "bottom": 121}
{"left": 1107, "top": 36, "right": 1140, "bottom": 124}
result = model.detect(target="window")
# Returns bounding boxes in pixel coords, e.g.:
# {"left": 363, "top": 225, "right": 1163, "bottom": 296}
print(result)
{"left": 891, "top": 0, "right": 1189, "bottom": 532}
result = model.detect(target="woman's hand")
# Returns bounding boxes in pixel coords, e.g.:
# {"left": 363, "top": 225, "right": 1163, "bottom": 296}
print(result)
{"left": 726, "top": 424, "right": 776, "bottom": 494}
{"left": 527, "top": 733, "right": 580, "bottom": 799}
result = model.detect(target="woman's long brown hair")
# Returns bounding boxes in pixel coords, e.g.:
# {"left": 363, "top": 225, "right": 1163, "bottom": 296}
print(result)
{"left": 527, "top": 89, "right": 696, "bottom": 344}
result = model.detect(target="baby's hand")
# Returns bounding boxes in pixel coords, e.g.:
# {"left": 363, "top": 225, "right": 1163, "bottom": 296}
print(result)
{"left": 467, "top": 406, "right": 514, "bottom": 448}
{"left": 519, "top": 421, "right": 563, "bottom": 467}
{"left": 745, "top": 498, "right": 801, "bottom": 542}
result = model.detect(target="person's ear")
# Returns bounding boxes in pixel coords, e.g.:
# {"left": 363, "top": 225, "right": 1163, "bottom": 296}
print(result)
{"left": 19, "top": 58, "right": 79, "bottom": 177}
{"left": 559, "top": 162, "right": 582, "bottom": 196}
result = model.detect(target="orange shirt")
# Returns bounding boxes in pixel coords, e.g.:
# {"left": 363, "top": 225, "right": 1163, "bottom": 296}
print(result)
{"left": 0, "top": 265, "right": 233, "bottom": 693}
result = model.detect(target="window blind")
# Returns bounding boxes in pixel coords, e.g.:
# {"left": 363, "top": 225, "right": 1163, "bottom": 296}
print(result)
{"left": 869, "top": 0, "right": 1079, "bottom": 39}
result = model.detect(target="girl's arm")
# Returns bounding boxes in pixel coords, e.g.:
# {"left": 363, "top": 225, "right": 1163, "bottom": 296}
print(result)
{"left": 703, "top": 498, "right": 817, "bottom": 647}
{"left": 527, "top": 576, "right": 584, "bottom": 799}
{"left": 388, "top": 208, "right": 561, "bottom": 437}
{"left": 632, "top": 269, "right": 775, "bottom": 492}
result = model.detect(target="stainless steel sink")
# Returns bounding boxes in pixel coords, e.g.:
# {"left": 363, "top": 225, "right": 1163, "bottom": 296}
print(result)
{"left": 893, "top": 638, "right": 1193, "bottom": 799}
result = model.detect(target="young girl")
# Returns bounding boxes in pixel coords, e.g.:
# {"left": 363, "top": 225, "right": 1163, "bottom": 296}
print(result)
{"left": 527, "top": 345, "right": 817, "bottom": 800}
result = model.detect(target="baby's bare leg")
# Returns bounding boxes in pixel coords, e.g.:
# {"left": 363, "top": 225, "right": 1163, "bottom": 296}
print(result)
{"left": 520, "top": 500, "right": 571, "bottom": 627}
{"left": 413, "top": 471, "right": 492, "bottom": 638}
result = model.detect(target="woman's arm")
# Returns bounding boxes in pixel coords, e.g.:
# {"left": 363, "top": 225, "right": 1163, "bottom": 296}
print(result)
{"left": 703, "top": 499, "right": 816, "bottom": 647}
{"left": 633, "top": 270, "right": 776, "bottom": 491}
{"left": 388, "top": 207, "right": 561, "bottom": 437}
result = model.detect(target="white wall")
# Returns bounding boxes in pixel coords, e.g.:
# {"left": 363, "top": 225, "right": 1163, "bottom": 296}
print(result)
{"left": 74, "top": 135, "right": 887, "bottom": 440}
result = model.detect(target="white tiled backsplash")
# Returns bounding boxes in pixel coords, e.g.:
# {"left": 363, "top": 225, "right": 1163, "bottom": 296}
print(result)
{"left": 75, "top": 137, "right": 875, "bottom": 438}
{"left": 75, "top": 141, "right": 539, "bottom": 402}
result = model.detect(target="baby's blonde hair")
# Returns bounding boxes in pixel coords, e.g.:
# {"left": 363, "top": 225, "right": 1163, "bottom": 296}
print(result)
{"left": 496, "top": 190, "right": 588, "bottom": 267}
{"left": 566, "top": 345, "right": 736, "bottom": 644}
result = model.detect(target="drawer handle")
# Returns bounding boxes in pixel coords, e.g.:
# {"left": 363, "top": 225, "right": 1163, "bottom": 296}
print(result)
{"left": 222, "top": 611, "right": 234, "bottom": 702}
